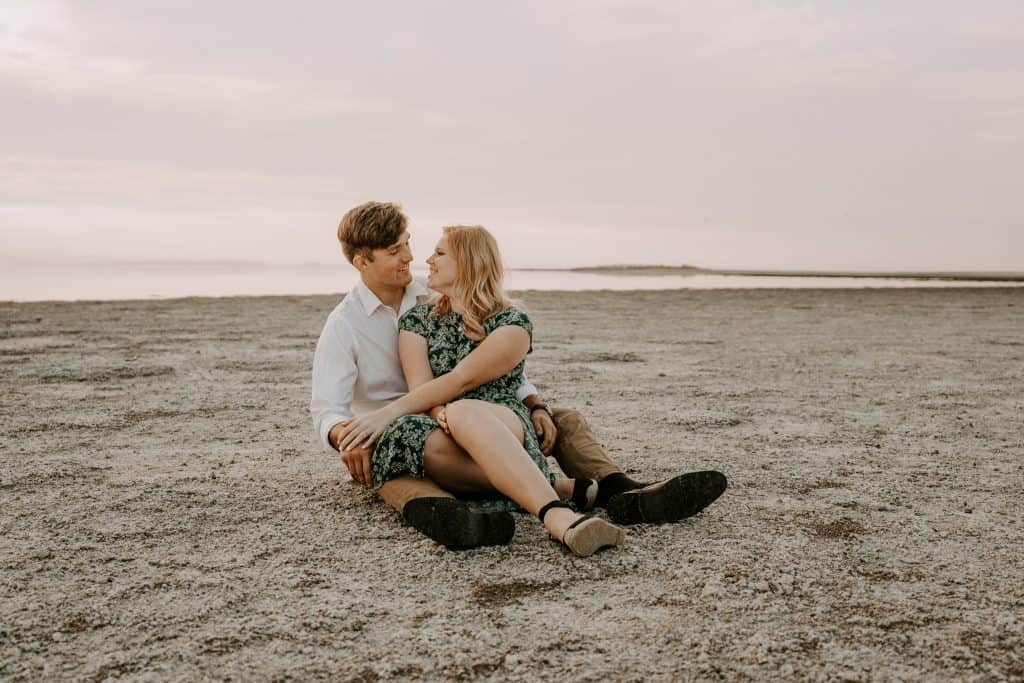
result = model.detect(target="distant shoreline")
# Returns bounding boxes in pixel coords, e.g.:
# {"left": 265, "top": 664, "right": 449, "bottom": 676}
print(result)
{"left": 512, "top": 265, "right": 1024, "bottom": 282}
{"left": 5, "top": 258, "right": 1022, "bottom": 282}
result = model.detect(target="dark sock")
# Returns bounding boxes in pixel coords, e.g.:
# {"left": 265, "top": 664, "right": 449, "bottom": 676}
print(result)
{"left": 595, "top": 472, "right": 646, "bottom": 508}
{"left": 570, "top": 478, "right": 598, "bottom": 510}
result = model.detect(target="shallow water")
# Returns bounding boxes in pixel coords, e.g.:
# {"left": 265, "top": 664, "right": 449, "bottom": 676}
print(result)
{"left": 2, "top": 262, "right": 1020, "bottom": 301}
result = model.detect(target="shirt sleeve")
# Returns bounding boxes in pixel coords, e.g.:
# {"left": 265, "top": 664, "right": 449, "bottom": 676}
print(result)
{"left": 516, "top": 373, "right": 539, "bottom": 402}
{"left": 310, "top": 315, "right": 357, "bottom": 453}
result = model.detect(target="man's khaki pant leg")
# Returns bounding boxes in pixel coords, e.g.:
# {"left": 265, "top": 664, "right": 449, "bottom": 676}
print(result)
{"left": 377, "top": 475, "right": 454, "bottom": 516}
{"left": 551, "top": 406, "right": 622, "bottom": 481}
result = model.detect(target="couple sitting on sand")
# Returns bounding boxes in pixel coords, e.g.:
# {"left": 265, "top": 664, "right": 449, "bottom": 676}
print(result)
{"left": 311, "top": 202, "right": 727, "bottom": 557}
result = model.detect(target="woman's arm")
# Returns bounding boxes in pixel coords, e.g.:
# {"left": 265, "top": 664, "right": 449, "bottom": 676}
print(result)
{"left": 399, "top": 330, "right": 435, "bottom": 392}
{"left": 335, "top": 325, "right": 530, "bottom": 451}
{"left": 398, "top": 330, "right": 446, "bottom": 423}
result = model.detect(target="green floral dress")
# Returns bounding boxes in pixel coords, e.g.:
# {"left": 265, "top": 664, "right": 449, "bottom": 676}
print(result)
{"left": 371, "top": 304, "right": 553, "bottom": 511}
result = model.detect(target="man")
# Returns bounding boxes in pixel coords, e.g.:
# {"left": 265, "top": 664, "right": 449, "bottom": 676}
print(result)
{"left": 311, "top": 201, "right": 726, "bottom": 549}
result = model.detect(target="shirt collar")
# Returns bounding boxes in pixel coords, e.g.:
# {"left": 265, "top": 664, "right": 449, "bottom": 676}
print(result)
{"left": 352, "top": 280, "right": 386, "bottom": 316}
{"left": 401, "top": 278, "right": 430, "bottom": 315}
{"left": 353, "top": 278, "right": 429, "bottom": 317}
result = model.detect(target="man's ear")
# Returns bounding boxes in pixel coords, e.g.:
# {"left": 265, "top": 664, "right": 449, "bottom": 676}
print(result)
{"left": 352, "top": 253, "right": 366, "bottom": 271}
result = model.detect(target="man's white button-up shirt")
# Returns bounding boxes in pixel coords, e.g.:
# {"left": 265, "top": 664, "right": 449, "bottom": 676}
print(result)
{"left": 310, "top": 277, "right": 537, "bottom": 452}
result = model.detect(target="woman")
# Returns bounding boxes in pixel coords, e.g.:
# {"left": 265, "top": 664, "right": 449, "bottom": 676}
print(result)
{"left": 335, "top": 225, "right": 625, "bottom": 557}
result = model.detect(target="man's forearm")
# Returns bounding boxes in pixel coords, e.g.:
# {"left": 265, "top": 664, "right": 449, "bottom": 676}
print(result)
{"left": 310, "top": 322, "right": 358, "bottom": 452}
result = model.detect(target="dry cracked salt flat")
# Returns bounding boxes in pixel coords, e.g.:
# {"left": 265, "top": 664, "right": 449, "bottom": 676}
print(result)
{"left": 1, "top": 288, "right": 1023, "bottom": 681}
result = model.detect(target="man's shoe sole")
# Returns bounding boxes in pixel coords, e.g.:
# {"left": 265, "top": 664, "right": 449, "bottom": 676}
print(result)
{"left": 607, "top": 471, "right": 728, "bottom": 525}
{"left": 403, "top": 497, "right": 515, "bottom": 550}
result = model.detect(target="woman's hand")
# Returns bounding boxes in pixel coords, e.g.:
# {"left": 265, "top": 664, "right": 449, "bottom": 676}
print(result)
{"left": 429, "top": 405, "right": 450, "bottom": 434}
{"left": 335, "top": 406, "right": 398, "bottom": 452}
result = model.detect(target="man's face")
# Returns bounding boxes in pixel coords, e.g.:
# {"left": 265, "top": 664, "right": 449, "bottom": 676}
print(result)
{"left": 359, "top": 232, "right": 413, "bottom": 290}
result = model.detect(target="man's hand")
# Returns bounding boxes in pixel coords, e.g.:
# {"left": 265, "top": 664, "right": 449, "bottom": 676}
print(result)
{"left": 330, "top": 420, "right": 373, "bottom": 487}
{"left": 339, "top": 444, "right": 374, "bottom": 487}
{"left": 530, "top": 409, "right": 557, "bottom": 454}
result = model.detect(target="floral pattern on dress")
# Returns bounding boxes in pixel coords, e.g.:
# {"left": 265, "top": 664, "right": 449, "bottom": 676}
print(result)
{"left": 371, "top": 304, "right": 552, "bottom": 512}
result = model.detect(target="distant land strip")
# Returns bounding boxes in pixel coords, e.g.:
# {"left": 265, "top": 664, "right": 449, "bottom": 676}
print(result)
{"left": 511, "top": 265, "right": 1024, "bottom": 282}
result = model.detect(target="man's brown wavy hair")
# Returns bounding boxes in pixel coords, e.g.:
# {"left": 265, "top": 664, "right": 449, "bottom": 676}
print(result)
{"left": 337, "top": 201, "right": 408, "bottom": 263}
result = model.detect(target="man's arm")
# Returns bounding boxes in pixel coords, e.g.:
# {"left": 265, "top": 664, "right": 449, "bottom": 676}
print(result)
{"left": 311, "top": 318, "right": 377, "bottom": 486}
{"left": 310, "top": 317, "right": 357, "bottom": 453}
{"left": 516, "top": 373, "right": 539, "bottom": 404}
{"left": 521, "top": 392, "right": 557, "bottom": 455}
{"left": 516, "top": 370, "right": 556, "bottom": 453}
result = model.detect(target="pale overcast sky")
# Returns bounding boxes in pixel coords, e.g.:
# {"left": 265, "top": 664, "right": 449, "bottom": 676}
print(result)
{"left": 2, "top": 1, "right": 1022, "bottom": 269}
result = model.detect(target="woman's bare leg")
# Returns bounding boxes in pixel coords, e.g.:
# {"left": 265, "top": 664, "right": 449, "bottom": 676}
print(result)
{"left": 444, "top": 399, "right": 582, "bottom": 539}
{"left": 422, "top": 429, "right": 493, "bottom": 494}
{"left": 423, "top": 423, "right": 580, "bottom": 499}
{"left": 553, "top": 477, "right": 576, "bottom": 500}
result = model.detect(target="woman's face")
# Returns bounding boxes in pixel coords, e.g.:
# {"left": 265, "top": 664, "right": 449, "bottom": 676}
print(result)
{"left": 426, "top": 235, "right": 457, "bottom": 293}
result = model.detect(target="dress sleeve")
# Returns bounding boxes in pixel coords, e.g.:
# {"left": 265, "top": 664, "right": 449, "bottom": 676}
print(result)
{"left": 488, "top": 307, "right": 533, "bottom": 353}
{"left": 399, "top": 304, "right": 430, "bottom": 338}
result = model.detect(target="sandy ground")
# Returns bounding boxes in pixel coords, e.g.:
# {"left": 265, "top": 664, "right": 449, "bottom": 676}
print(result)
{"left": 2, "top": 288, "right": 1023, "bottom": 681}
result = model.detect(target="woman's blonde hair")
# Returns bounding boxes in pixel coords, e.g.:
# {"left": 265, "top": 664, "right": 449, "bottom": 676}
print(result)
{"left": 433, "top": 225, "right": 513, "bottom": 341}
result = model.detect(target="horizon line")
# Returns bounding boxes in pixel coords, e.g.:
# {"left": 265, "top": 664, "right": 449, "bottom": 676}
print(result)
{"left": 4, "top": 257, "right": 1023, "bottom": 280}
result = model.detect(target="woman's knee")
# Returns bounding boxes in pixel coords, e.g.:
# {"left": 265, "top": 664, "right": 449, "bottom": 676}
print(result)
{"left": 445, "top": 398, "right": 489, "bottom": 425}
{"left": 446, "top": 399, "right": 523, "bottom": 442}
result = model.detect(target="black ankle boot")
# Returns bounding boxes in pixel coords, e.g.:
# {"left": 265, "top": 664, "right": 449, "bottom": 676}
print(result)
{"left": 403, "top": 497, "right": 515, "bottom": 550}
{"left": 606, "top": 471, "right": 727, "bottom": 525}
{"left": 594, "top": 472, "right": 646, "bottom": 508}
